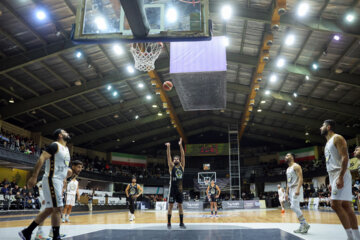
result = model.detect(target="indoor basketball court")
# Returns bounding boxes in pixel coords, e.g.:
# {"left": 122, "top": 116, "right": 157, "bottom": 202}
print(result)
{"left": 0, "top": 0, "right": 359, "bottom": 240}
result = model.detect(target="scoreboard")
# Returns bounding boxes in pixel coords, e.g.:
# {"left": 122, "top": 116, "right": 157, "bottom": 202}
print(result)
{"left": 185, "top": 143, "right": 229, "bottom": 156}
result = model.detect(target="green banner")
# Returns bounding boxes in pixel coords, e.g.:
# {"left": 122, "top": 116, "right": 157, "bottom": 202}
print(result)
{"left": 185, "top": 143, "right": 229, "bottom": 156}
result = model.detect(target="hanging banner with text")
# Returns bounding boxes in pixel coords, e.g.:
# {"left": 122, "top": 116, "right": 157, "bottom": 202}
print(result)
{"left": 185, "top": 143, "right": 229, "bottom": 156}
{"left": 279, "top": 146, "right": 319, "bottom": 163}
{"left": 111, "top": 152, "right": 147, "bottom": 167}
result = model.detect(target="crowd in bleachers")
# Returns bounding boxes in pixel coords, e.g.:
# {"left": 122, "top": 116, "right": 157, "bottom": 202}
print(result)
{"left": 72, "top": 152, "right": 166, "bottom": 179}
{"left": 0, "top": 178, "right": 41, "bottom": 210}
{"left": 0, "top": 129, "right": 41, "bottom": 156}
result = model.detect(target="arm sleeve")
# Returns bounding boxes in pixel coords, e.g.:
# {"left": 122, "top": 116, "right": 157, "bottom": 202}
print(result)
{"left": 44, "top": 142, "right": 58, "bottom": 156}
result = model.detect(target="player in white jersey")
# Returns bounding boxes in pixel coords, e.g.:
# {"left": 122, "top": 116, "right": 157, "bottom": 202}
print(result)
{"left": 34, "top": 181, "right": 46, "bottom": 240}
{"left": 321, "top": 120, "right": 360, "bottom": 240}
{"left": 285, "top": 153, "right": 310, "bottom": 234}
{"left": 62, "top": 160, "right": 83, "bottom": 223}
{"left": 277, "top": 184, "right": 285, "bottom": 213}
{"left": 19, "top": 129, "right": 72, "bottom": 240}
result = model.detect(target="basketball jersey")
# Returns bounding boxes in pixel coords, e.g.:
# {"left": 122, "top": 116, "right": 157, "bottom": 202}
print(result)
{"left": 325, "top": 134, "right": 349, "bottom": 172}
{"left": 129, "top": 184, "right": 138, "bottom": 196}
{"left": 43, "top": 142, "right": 70, "bottom": 180}
{"left": 170, "top": 165, "right": 183, "bottom": 192}
{"left": 67, "top": 179, "right": 78, "bottom": 195}
{"left": 278, "top": 188, "right": 284, "bottom": 199}
{"left": 209, "top": 185, "right": 217, "bottom": 196}
{"left": 286, "top": 164, "right": 299, "bottom": 188}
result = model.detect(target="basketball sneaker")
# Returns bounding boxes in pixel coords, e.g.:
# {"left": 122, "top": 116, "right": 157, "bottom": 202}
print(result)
{"left": 293, "top": 226, "right": 303, "bottom": 234}
{"left": 167, "top": 223, "right": 171, "bottom": 229}
{"left": 65, "top": 217, "right": 70, "bottom": 223}
{"left": 179, "top": 223, "right": 186, "bottom": 229}
{"left": 281, "top": 209, "right": 285, "bottom": 214}
{"left": 35, "top": 233, "right": 50, "bottom": 240}
{"left": 49, "top": 230, "right": 66, "bottom": 238}
{"left": 18, "top": 230, "right": 31, "bottom": 240}
{"left": 301, "top": 223, "right": 310, "bottom": 233}
{"left": 61, "top": 218, "right": 65, "bottom": 223}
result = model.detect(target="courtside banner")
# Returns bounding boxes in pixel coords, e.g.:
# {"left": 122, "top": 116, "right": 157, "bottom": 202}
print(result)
{"left": 111, "top": 152, "right": 147, "bottom": 167}
{"left": 244, "top": 200, "right": 260, "bottom": 209}
{"left": 279, "top": 146, "right": 319, "bottom": 163}
{"left": 222, "top": 200, "right": 244, "bottom": 210}
{"left": 182, "top": 201, "right": 203, "bottom": 210}
{"left": 185, "top": 143, "right": 229, "bottom": 156}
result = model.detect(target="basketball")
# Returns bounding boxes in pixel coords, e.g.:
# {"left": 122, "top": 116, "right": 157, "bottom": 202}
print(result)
{"left": 163, "top": 81, "right": 173, "bottom": 91}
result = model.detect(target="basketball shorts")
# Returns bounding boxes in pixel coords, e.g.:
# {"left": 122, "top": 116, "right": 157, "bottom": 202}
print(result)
{"left": 289, "top": 186, "right": 304, "bottom": 204}
{"left": 278, "top": 196, "right": 285, "bottom": 203}
{"left": 169, "top": 190, "right": 183, "bottom": 204}
{"left": 329, "top": 169, "right": 352, "bottom": 201}
{"left": 210, "top": 196, "right": 217, "bottom": 203}
{"left": 42, "top": 176, "right": 64, "bottom": 208}
{"left": 66, "top": 194, "right": 76, "bottom": 206}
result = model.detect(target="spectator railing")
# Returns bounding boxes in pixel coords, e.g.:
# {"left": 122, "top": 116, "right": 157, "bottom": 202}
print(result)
{"left": 0, "top": 147, "right": 329, "bottom": 184}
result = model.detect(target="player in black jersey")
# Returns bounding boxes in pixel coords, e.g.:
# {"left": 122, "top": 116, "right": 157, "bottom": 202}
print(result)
{"left": 125, "top": 176, "right": 143, "bottom": 221}
{"left": 206, "top": 180, "right": 221, "bottom": 217}
{"left": 166, "top": 138, "right": 185, "bottom": 229}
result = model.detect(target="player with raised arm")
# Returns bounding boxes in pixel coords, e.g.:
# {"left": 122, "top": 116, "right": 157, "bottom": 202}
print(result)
{"left": 166, "top": 138, "right": 186, "bottom": 229}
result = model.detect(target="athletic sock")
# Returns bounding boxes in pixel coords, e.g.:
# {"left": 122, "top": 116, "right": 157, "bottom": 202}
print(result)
{"left": 345, "top": 229, "right": 354, "bottom": 240}
{"left": 167, "top": 214, "right": 171, "bottom": 224}
{"left": 215, "top": 211, "right": 217, "bottom": 215}
{"left": 179, "top": 214, "right": 184, "bottom": 224}
{"left": 52, "top": 226, "right": 60, "bottom": 239}
{"left": 298, "top": 216, "right": 307, "bottom": 225}
{"left": 24, "top": 220, "right": 39, "bottom": 234}
{"left": 211, "top": 211, "right": 213, "bottom": 215}
{"left": 353, "top": 229, "right": 360, "bottom": 240}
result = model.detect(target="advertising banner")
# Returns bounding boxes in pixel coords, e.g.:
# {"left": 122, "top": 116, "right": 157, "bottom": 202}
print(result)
{"left": 244, "top": 200, "right": 260, "bottom": 209}
{"left": 182, "top": 201, "right": 204, "bottom": 210}
{"left": 222, "top": 200, "right": 244, "bottom": 210}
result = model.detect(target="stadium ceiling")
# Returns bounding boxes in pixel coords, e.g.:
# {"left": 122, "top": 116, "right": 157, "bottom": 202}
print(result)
{"left": 0, "top": 0, "right": 359, "bottom": 154}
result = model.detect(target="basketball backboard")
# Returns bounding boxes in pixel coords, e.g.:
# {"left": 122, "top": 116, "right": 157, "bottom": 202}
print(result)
{"left": 72, "top": 0, "right": 212, "bottom": 43}
{"left": 198, "top": 172, "right": 216, "bottom": 188}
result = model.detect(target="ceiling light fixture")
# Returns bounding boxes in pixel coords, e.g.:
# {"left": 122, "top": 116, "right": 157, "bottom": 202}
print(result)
{"left": 221, "top": 5, "right": 232, "bottom": 20}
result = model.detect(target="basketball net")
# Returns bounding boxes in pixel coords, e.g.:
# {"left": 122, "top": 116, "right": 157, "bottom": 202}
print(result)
{"left": 130, "top": 42, "right": 163, "bottom": 72}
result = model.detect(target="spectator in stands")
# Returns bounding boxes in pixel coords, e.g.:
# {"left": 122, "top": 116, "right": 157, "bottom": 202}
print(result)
{"left": 12, "top": 185, "right": 20, "bottom": 195}
{"left": 10, "top": 179, "right": 16, "bottom": 188}
{"left": 1, "top": 184, "right": 10, "bottom": 196}
{"left": 21, "top": 185, "right": 29, "bottom": 196}
{"left": 354, "top": 181, "right": 360, "bottom": 190}
{"left": 25, "top": 192, "right": 36, "bottom": 209}
{"left": 14, "top": 191, "right": 24, "bottom": 209}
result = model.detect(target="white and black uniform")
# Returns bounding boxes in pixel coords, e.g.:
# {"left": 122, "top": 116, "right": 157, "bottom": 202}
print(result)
{"left": 278, "top": 188, "right": 285, "bottom": 203}
{"left": 128, "top": 184, "right": 138, "bottom": 214}
{"left": 168, "top": 165, "right": 184, "bottom": 204}
{"left": 325, "top": 135, "right": 352, "bottom": 201}
{"left": 37, "top": 182, "right": 45, "bottom": 211}
{"left": 286, "top": 164, "right": 304, "bottom": 203}
{"left": 66, "top": 178, "right": 78, "bottom": 206}
{"left": 42, "top": 142, "right": 70, "bottom": 208}
{"left": 286, "top": 164, "right": 304, "bottom": 218}
{"left": 209, "top": 185, "right": 218, "bottom": 202}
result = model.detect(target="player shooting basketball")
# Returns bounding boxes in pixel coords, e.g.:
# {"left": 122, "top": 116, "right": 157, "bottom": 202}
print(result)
{"left": 166, "top": 138, "right": 186, "bottom": 229}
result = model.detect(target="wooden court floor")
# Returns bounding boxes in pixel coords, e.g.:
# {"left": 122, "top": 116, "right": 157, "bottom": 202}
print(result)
{"left": 2, "top": 208, "right": 359, "bottom": 228}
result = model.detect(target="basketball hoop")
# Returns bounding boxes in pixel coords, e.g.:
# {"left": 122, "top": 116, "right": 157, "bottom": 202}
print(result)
{"left": 130, "top": 42, "right": 163, "bottom": 72}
